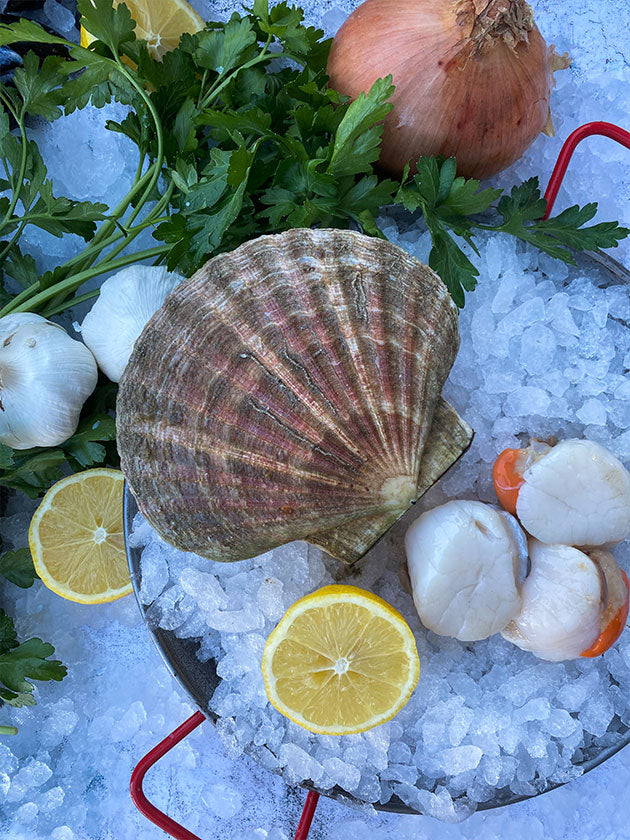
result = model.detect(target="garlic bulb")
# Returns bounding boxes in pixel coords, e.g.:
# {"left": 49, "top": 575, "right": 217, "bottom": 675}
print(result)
{"left": 0, "top": 313, "right": 98, "bottom": 449}
{"left": 80, "top": 265, "right": 182, "bottom": 383}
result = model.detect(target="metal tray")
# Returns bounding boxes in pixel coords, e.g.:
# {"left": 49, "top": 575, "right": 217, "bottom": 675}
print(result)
{"left": 124, "top": 248, "right": 630, "bottom": 815}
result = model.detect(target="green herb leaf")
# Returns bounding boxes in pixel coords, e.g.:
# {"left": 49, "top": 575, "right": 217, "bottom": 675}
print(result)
{"left": 483, "top": 178, "right": 630, "bottom": 261}
{"left": 62, "top": 414, "right": 117, "bottom": 468}
{"left": 13, "top": 53, "right": 65, "bottom": 121}
{"left": 0, "top": 444, "right": 15, "bottom": 469}
{"left": 0, "top": 610, "right": 18, "bottom": 655}
{"left": 0, "top": 636, "right": 66, "bottom": 707}
{"left": 0, "top": 450, "right": 68, "bottom": 498}
{"left": 195, "top": 17, "right": 257, "bottom": 75}
{"left": 4, "top": 247, "right": 39, "bottom": 289}
{"left": 0, "top": 19, "right": 69, "bottom": 47}
{"left": 0, "top": 549, "right": 38, "bottom": 589}
{"left": 328, "top": 76, "right": 394, "bottom": 178}
{"left": 77, "top": 0, "right": 136, "bottom": 55}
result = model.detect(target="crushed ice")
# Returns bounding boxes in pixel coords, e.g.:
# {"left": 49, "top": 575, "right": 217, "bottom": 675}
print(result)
{"left": 1, "top": 0, "right": 630, "bottom": 835}
{"left": 129, "top": 226, "right": 630, "bottom": 820}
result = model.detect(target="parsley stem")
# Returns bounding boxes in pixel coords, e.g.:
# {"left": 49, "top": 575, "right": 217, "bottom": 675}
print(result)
{"left": 0, "top": 726, "right": 18, "bottom": 736}
{"left": 115, "top": 61, "right": 164, "bottom": 228}
{"left": 0, "top": 111, "right": 28, "bottom": 228}
{"left": 68, "top": 165, "right": 156, "bottom": 277}
{"left": 2, "top": 208, "right": 170, "bottom": 316}
{"left": 199, "top": 36, "right": 273, "bottom": 110}
{"left": 43, "top": 288, "right": 102, "bottom": 318}
{"left": 0, "top": 219, "right": 27, "bottom": 267}
{"left": 0, "top": 245, "right": 170, "bottom": 317}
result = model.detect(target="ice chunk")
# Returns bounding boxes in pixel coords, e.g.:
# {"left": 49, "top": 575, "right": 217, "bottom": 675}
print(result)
{"left": 519, "top": 324, "right": 556, "bottom": 375}
{"left": 576, "top": 398, "right": 607, "bottom": 426}
{"left": 139, "top": 544, "right": 170, "bottom": 604}
{"left": 39, "top": 787, "right": 65, "bottom": 813}
{"left": 513, "top": 698, "right": 551, "bottom": 723}
{"left": 44, "top": 0, "right": 76, "bottom": 32}
{"left": 504, "top": 386, "right": 551, "bottom": 417}
{"left": 180, "top": 567, "right": 229, "bottom": 612}
{"left": 6, "top": 761, "right": 52, "bottom": 802}
{"left": 494, "top": 298, "right": 546, "bottom": 358}
{"left": 547, "top": 293, "right": 580, "bottom": 336}
{"left": 437, "top": 745, "right": 483, "bottom": 774}
{"left": 278, "top": 744, "right": 324, "bottom": 784}
{"left": 579, "top": 695, "right": 614, "bottom": 737}
{"left": 257, "top": 577, "right": 286, "bottom": 621}
{"left": 448, "top": 707, "right": 474, "bottom": 746}
{"left": 322, "top": 757, "right": 361, "bottom": 791}
{"left": 321, "top": 6, "right": 348, "bottom": 35}
{"left": 51, "top": 829, "right": 75, "bottom": 840}
{"left": 546, "top": 708, "right": 579, "bottom": 738}
{"left": 202, "top": 783, "right": 243, "bottom": 818}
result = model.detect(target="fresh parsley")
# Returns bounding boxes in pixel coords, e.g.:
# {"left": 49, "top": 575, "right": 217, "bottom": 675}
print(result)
{"left": 0, "top": 609, "right": 66, "bottom": 708}
{"left": 0, "top": 0, "right": 627, "bottom": 310}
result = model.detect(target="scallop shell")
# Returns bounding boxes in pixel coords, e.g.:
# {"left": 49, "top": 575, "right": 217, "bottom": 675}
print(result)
{"left": 116, "top": 229, "right": 472, "bottom": 564}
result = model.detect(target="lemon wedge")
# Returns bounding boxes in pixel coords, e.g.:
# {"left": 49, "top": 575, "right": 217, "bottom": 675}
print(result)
{"left": 262, "top": 585, "right": 420, "bottom": 735}
{"left": 80, "top": 0, "right": 204, "bottom": 59}
{"left": 29, "top": 469, "right": 130, "bottom": 605}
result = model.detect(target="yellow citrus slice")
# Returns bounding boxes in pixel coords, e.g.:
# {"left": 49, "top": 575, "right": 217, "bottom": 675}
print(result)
{"left": 29, "top": 469, "right": 130, "bottom": 605}
{"left": 80, "top": 0, "right": 204, "bottom": 59}
{"left": 262, "top": 585, "right": 420, "bottom": 735}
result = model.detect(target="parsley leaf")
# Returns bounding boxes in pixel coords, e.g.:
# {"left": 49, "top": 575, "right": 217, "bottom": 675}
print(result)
{"left": 396, "top": 157, "right": 501, "bottom": 301}
{"left": 77, "top": 0, "right": 136, "bottom": 55}
{"left": 0, "top": 629, "right": 66, "bottom": 707}
{"left": 327, "top": 76, "right": 394, "bottom": 178}
{"left": 13, "top": 53, "right": 65, "bottom": 122}
{"left": 0, "top": 549, "right": 37, "bottom": 589}
{"left": 195, "top": 16, "right": 257, "bottom": 74}
{"left": 479, "top": 177, "right": 630, "bottom": 263}
{"left": 0, "top": 610, "right": 18, "bottom": 652}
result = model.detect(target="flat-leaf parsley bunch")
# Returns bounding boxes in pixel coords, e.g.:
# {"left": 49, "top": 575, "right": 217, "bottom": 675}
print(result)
{"left": 0, "top": 0, "right": 627, "bottom": 310}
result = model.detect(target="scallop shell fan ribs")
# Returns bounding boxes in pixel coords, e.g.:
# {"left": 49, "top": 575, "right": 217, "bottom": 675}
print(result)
{"left": 116, "top": 229, "right": 472, "bottom": 563}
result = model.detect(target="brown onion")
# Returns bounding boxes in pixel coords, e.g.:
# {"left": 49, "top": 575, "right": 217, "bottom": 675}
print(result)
{"left": 327, "top": 0, "right": 570, "bottom": 179}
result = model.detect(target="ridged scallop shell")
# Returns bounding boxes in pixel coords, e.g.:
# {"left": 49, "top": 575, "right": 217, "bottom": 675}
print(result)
{"left": 117, "top": 229, "right": 472, "bottom": 563}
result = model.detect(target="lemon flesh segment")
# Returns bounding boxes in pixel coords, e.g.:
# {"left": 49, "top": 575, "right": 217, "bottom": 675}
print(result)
{"left": 29, "top": 469, "right": 131, "bottom": 605}
{"left": 80, "top": 0, "right": 204, "bottom": 58}
{"left": 262, "top": 585, "right": 420, "bottom": 735}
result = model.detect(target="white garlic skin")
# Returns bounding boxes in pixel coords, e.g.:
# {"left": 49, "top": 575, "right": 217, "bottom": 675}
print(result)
{"left": 501, "top": 539, "right": 603, "bottom": 662}
{"left": 80, "top": 265, "right": 182, "bottom": 383}
{"left": 405, "top": 500, "right": 525, "bottom": 642}
{"left": 516, "top": 439, "right": 630, "bottom": 547}
{"left": 0, "top": 313, "right": 98, "bottom": 449}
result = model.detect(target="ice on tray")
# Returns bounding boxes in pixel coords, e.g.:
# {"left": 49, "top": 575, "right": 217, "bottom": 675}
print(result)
{"left": 129, "top": 226, "right": 630, "bottom": 820}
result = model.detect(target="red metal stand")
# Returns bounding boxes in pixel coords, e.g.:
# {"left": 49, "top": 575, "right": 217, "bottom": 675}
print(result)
{"left": 543, "top": 121, "right": 630, "bottom": 217}
{"left": 294, "top": 791, "right": 321, "bottom": 840}
{"left": 130, "top": 711, "right": 206, "bottom": 840}
{"left": 129, "top": 119, "right": 630, "bottom": 840}
{"left": 130, "top": 710, "right": 320, "bottom": 839}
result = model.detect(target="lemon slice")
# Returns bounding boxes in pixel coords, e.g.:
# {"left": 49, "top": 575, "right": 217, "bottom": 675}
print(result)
{"left": 80, "top": 0, "right": 205, "bottom": 59}
{"left": 29, "top": 469, "right": 130, "bottom": 605}
{"left": 262, "top": 585, "right": 420, "bottom": 735}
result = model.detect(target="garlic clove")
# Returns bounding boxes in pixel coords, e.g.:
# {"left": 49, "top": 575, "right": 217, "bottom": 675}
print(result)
{"left": 80, "top": 265, "right": 182, "bottom": 383}
{"left": 405, "top": 499, "right": 525, "bottom": 642}
{"left": 0, "top": 315, "right": 98, "bottom": 449}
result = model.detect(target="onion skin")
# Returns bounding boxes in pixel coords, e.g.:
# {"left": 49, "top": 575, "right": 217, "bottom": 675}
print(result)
{"left": 327, "top": 0, "right": 569, "bottom": 179}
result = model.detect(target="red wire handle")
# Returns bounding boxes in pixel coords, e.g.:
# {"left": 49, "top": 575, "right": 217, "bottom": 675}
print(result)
{"left": 130, "top": 711, "right": 320, "bottom": 839}
{"left": 130, "top": 711, "right": 206, "bottom": 840}
{"left": 543, "top": 121, "right": 630, "bottom": 218}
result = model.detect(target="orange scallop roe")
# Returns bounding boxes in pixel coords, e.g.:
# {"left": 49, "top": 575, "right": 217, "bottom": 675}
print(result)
{"left": 492, "top": 448, "right": 526, "bottom": 516}
{"left": 581, "top": 570, "right": 630, "bottom": 658}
